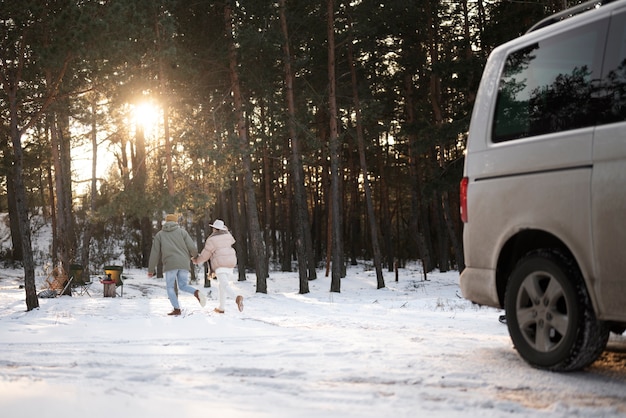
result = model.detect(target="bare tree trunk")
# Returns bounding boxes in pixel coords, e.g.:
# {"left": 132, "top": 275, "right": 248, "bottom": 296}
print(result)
{"left": 2, "top": 32, "right": 71, "bottom": 309}
{"left": 377, "top": 136, "right": 394, "bottom": 271}
{"left": 131, "top": 122, "right": 151, "bottom": 267}
{"left": 280, "top": 171, "right": 293, "bottom": 272}
{"left": 325, "top": 194, "right": 332, "bottom": 278}
{"left": 155, "top": 15, "right": 175, "bottom": 198}
{"left": 80, "top": 96, "right": 99, "bottom": 279}
{"left": 279, "top": 0, "right": 314, "bottom": 293}
{"left": 230, "top": 180, "right": 247, "bottom": 281}
{"left": 237, "top": 177, "right": 250, "bottom": 276}
{"left": 5, "top": 165, "right": 23, "bottom": 262}
{"left": 327, "top": 0, "right": 343, "bottom": 292}
{"left": 434, "top": 192, "right": 450, "bottom": 272}
{"left": 425, "top": 2, "right": 444, "bottom": 272}
{"left": 7, "top": 87, "right": 38, "bottom": 311}
{"left": 46, "top": 164, "right": 57, "bottom": 266}
{"left": 225, "top": 2, "right": 268, "bottom": 292}
{"left": 348, "top": 155, "right": 359, "bottom": 267}
{"left": 346, "top": 24, "right": 384, "bottom": 289}
{"left": 262, "top": 127, "right": 272, "bottom": 259}
{"left": 50, "top": 116, "right": 66, "bottom": 289}
{"left": 442, "top": 191, "right": 464, "bottom": 270}
{"left": 404, "top": 73, "right": 432, "bottom": 274}
{"left": 50, "top": 106, "right": 75, "bottom": 295}
{"left": 59, "top": 114, "right": 75, "bottom": 266}
{"left": 163, "top": 102, "right": 174, "bottom": 196}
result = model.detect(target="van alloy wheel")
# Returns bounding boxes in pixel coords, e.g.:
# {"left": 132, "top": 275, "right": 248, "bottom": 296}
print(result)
{"left": 504, "top": 250, "right": 609, "bottom": 371}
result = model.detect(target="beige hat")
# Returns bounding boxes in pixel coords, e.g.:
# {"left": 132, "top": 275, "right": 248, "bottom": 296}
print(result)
{"left": 165, "top": 214, "right": 178, "bottom": 222}
{"left": 209, "top": 219, "right": 227, "bottom": 230}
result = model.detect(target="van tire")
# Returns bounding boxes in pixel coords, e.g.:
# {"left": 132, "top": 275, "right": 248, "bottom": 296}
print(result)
{"left": 504, "top": 250, "right": 609, "bottom": 371}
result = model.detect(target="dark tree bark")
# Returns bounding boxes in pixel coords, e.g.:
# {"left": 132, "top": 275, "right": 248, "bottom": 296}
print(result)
{"left": 327, "top": 0, "right": 342, "bottom": 292}
{"left": 8, "top": 98, "right": 38, "bottom": 310}
{"left": 5, "top": 165, "right": 23, "bottom": 262}
{"left": 230, "top": 180, "right": 248, "bottom": 282}
{"left": 1, "top": 6, "right": 72, "bottom": 309}
{"left": 442, "top": 190, "right": 464, "bottom": 270}
{"left": 131, "top": 125, "right": 151, "bottom": 268}
{"left": 80, "top": 96, "right": 99, "bottom": 280}
{"left": 49, "top": 103, "right": 76, "bottom": 294}
{"left": 376, "top": 137, "right": 394, "bottom": 272}
{"left": 279, "top": 0, "right": 315, "bottom": 294}
{"left": 404, "top": 72, "right": 432, "bottom": 274}
{"left": 225, "top": 2, "right": 268, "bottom": 292}
{"left": 346, "top": 25, "right": 384, "bottom": 289}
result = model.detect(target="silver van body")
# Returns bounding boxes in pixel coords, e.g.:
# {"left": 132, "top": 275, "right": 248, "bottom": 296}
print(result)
{"left": 460, "top": 0, "right": 626, "bottom": 370}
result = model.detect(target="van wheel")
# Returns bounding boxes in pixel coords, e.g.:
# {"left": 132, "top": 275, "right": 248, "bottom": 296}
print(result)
{"left": 504, "top": 250, "right": 609, "bottom": 371}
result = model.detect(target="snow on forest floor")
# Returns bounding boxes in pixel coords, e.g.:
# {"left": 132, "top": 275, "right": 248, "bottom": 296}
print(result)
{"left": 1, "top": 262, "right": 625, "bottom": 417}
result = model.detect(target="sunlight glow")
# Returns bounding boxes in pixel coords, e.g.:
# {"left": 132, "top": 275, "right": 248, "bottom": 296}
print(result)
{"left": 132, "top": 101, "right": 161, "bottom": 139}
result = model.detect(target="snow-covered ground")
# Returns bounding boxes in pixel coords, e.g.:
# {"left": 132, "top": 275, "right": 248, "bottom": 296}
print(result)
{"left": 1, "top": 262, "right": 625, "bottom": 417}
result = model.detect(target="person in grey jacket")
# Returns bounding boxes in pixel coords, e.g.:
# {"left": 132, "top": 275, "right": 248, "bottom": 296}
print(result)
{"left": 193, "top": 219, "right": 242, "bottom": 313}
{"left": 148, "top": 213, "right": 206, "bottom": 315}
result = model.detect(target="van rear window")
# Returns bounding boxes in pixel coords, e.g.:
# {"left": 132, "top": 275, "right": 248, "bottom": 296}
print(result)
{"left": 492, "top": 20, "right": 607, "bottom": 142}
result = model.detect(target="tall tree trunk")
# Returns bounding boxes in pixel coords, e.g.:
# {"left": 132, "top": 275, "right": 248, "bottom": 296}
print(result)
{"left": 80, "top": 96, "right": 99, "bottom": 279}
{"left": 1, "top": 29, "right": 71, "bottom": 310}
{"left": 7, "top": 86, "right": 38, "bottom": 311}
{"left": 225, "top": 2, "right": 268, "bottom": 292}
{"left": 237, "top": 176, "right": 250, "bottom": 277}
{"left": 5, "top": 166, "right": 23, "bottom": 262}
{"left": 59, "top": 113, "right": 75, "bottom": 265}
{"left": 279, "top": 0, "right": 314, "bottom": 293}
{"left": 46, "top": 164, "right": 57, "bottom": 266}
{"left": 327, "top": 0, "right": 342, "bottom": 292}
{"left": 346, "top": 25, "right": 384, "bottom": 289}
{"left": 230, "top": 180, "right": 247, "bottom": 282}
{"left": 348, "top": 158, "right": 359, "bottom": 267}
{"left": 312, "top": 170, "right": 323, "bottom": 263}
{"left": 325, "top": 193, "right": 332, "bottom": 278}
{"left": 132, "top": 123, "right": 151, "bottom": 268}
{"left": 155, "top": 14, "right": 175, "bottom": 198}
{"left": 49, "top": 97, "right": 76, "bottom": 292}
{"left": 404, "top": 73, "right": 432, "bottom": 273}
{"left": 461, "top": 0, "right": 477, "bottom": 104}
{"left": 257, "top": 101, "right": 274, "bottom": 263}
{"left": 425, "top": 1, "right": 443, "bottom": 272}
{"left": 377, "top": 136, "right": 394, "bottom": 271}
{"left": 163, "top": 102, "right": 174, "bottom": 197}
{"left": 434, "top": 191, "right": 450, "bottom": 272}
{"left": 442, "top": 190, "right": 464, "bottom": 270}
{"left": 50, "top": 111, "right": 74, "bottom": 295}
{"left": 280, "top": 173, "right": 293, "bottom": 272}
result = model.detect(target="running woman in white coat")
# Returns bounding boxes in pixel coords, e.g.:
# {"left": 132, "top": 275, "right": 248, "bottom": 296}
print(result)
{"left": 192, "top": 219, "right": 243, "bottom": 313}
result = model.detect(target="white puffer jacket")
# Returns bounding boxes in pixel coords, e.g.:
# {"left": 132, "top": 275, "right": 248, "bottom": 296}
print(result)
{"left": 195, "top": 230, "right": 237, "bottom": 269}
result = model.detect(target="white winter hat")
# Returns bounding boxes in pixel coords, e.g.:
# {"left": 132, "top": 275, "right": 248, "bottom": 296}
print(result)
{"left": 209, "top": 219, "right": 227, "bottom": 230}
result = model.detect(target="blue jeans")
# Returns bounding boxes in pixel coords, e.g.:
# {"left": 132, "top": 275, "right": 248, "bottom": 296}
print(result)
{"left": 165, "top": 269, "right": 197, "bottom": 309}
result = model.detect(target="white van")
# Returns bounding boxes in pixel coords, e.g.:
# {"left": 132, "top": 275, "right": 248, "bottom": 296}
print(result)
{"left": 460, "top": 0, "right": 626, "bottom": 371}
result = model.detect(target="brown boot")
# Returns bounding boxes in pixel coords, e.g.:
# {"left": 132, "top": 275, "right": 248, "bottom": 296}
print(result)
{"left": 168, "top": 308, "right": 181, "bottom": 316}
{"left": 236, "top": 295, "right": 244, "bottom": 312}
{"left": 214, "top": 308, "right": 225, "bottom": 314}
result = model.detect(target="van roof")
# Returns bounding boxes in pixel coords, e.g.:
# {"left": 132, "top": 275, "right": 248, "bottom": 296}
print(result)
{"left": 526, "top": 0, "right": 620, "bottom": 33}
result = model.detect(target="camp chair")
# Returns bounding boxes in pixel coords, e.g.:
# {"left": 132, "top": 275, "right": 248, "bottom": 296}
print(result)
{"left": 43, "top": 265, "right": 73, "bottom": 297}
{"left": 103, "top": 265, "right": 124, "bottom": 296}
{"left": 69, "top": 264, "right": 92, "bottom": 296}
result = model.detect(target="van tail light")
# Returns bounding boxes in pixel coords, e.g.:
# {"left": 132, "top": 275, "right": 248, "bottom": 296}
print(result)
{"left": 460, "top": 177, "right": 468, "bottom": 223}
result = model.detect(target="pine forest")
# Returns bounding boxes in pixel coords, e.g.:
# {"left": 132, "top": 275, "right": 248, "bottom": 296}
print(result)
{"left": 0, "top": 0, "right": 579, "bottom": 310}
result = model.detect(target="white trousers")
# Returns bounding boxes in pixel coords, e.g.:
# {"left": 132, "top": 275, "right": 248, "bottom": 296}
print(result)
{"left": 215, "top": 267, "right": 236, "bottom": 310}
